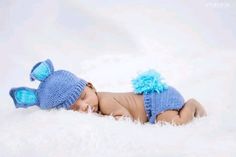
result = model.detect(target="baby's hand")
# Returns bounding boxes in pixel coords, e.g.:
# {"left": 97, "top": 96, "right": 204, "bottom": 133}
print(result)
{"left": 114, "top": 115, "right": 131, "bottom": 121}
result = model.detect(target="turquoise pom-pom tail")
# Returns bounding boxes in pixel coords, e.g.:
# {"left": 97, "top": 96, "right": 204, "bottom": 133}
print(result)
{"left": 30, "top": 59, "right": 54, "bottom": 82}
{"left": 131, "top": 69, "right": 168, "bottom": 94}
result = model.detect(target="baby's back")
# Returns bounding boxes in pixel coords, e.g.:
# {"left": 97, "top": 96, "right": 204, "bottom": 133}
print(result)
{"left": 97, "top": 92, "right": 148, "bottom": 123}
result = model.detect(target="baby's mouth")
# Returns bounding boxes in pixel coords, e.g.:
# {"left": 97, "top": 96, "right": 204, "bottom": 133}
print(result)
{"left": 87, "top": 105, "right": 96, "bottom": 113}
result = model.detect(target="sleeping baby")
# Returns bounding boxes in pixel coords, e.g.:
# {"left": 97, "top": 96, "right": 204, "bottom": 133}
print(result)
{"left": 9, "top": 59, "right": 207, "bottom": 125}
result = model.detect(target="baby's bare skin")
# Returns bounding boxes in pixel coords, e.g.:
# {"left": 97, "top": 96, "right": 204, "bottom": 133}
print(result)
{"left": 97, "top": 92, "right": 148, "bottom": 123}
{"left": 70, "top": 83, "right": 207, "bottom": 125}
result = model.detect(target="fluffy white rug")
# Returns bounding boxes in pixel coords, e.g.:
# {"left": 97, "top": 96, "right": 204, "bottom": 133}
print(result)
{"left": 1, "top": 52, "right": 236, "bottom": 157}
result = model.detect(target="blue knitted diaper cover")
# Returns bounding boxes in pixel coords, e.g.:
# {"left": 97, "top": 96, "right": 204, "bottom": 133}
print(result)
{"left": 143, "top": 86, "right": 185, "bottom": 124}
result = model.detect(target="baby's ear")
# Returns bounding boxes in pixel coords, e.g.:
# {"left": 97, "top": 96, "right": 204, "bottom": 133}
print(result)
{"left": 87, "top": 82, "right": 96, "bottom": 90}
{"left": 9, "top": 87, "right": 39, "bottom": 108}
{"left": 30, "top": 59, "right": 54, "bottom": 82}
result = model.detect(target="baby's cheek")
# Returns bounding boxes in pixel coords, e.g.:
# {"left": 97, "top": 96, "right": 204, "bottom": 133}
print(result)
{"left": 70, "top": 103, "right": 78, "bottom": 111}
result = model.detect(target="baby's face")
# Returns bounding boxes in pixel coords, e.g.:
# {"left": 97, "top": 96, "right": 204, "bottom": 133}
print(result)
{"left": 70, "top": 84, "right": 99, "bottom": 113}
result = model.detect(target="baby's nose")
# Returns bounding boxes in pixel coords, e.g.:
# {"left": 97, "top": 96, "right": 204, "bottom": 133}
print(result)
{"left": 79, "top": 102, "right": 88, "bottom": 112}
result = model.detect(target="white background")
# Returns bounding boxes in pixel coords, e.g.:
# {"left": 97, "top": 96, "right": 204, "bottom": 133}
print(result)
{"left": 0, "top": 0, "right": 236, "bottom": 157}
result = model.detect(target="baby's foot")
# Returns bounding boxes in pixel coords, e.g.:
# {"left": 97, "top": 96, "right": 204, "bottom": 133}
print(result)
{"left": 192, "top": 99, "right": 207, "bottom": 117}
{"left": 185, "top": 98, "right": 207, "bottom": 117}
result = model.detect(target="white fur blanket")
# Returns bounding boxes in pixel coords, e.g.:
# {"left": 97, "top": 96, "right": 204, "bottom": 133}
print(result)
{"left": 1, "top": 1, "right": 235, "bottom": 156}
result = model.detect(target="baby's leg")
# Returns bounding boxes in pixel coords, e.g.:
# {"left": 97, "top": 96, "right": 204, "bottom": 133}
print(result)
{"left": 156, "top": 98, "right": 207, "bottom": 125}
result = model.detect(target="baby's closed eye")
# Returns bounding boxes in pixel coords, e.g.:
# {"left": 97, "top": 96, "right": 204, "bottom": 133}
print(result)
{"left": 81, "top": 93, "right": 86, "bottom": 100}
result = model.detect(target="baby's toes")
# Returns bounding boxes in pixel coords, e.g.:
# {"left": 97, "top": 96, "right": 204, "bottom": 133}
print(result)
{"left": 195, "top": 105, "right": 207, "bottom": 117}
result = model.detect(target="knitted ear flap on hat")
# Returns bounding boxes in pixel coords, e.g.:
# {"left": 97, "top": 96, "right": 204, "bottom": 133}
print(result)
{"left": 30, "top": 59, "right": 54, "bottom": 82}
{"left": 9, "top": 87, "right": 39, "bottom": 108}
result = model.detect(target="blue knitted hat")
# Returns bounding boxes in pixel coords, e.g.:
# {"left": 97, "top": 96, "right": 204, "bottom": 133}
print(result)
{"left": 9, "top": 59, "right": 87, "bottom": 110}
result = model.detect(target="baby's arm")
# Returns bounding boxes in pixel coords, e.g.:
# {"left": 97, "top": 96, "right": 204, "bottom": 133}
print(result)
{"left": 156, "top": 98, "right": 207, "bottom": 125}
{"left": 113, "top": 102, "right": 133, "bottom": 121}
{"left": 114, "top": 108, "right": 133, "bottom": 120}
{"left": 99, "top": 96, "right": 133, "bottom": 121}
